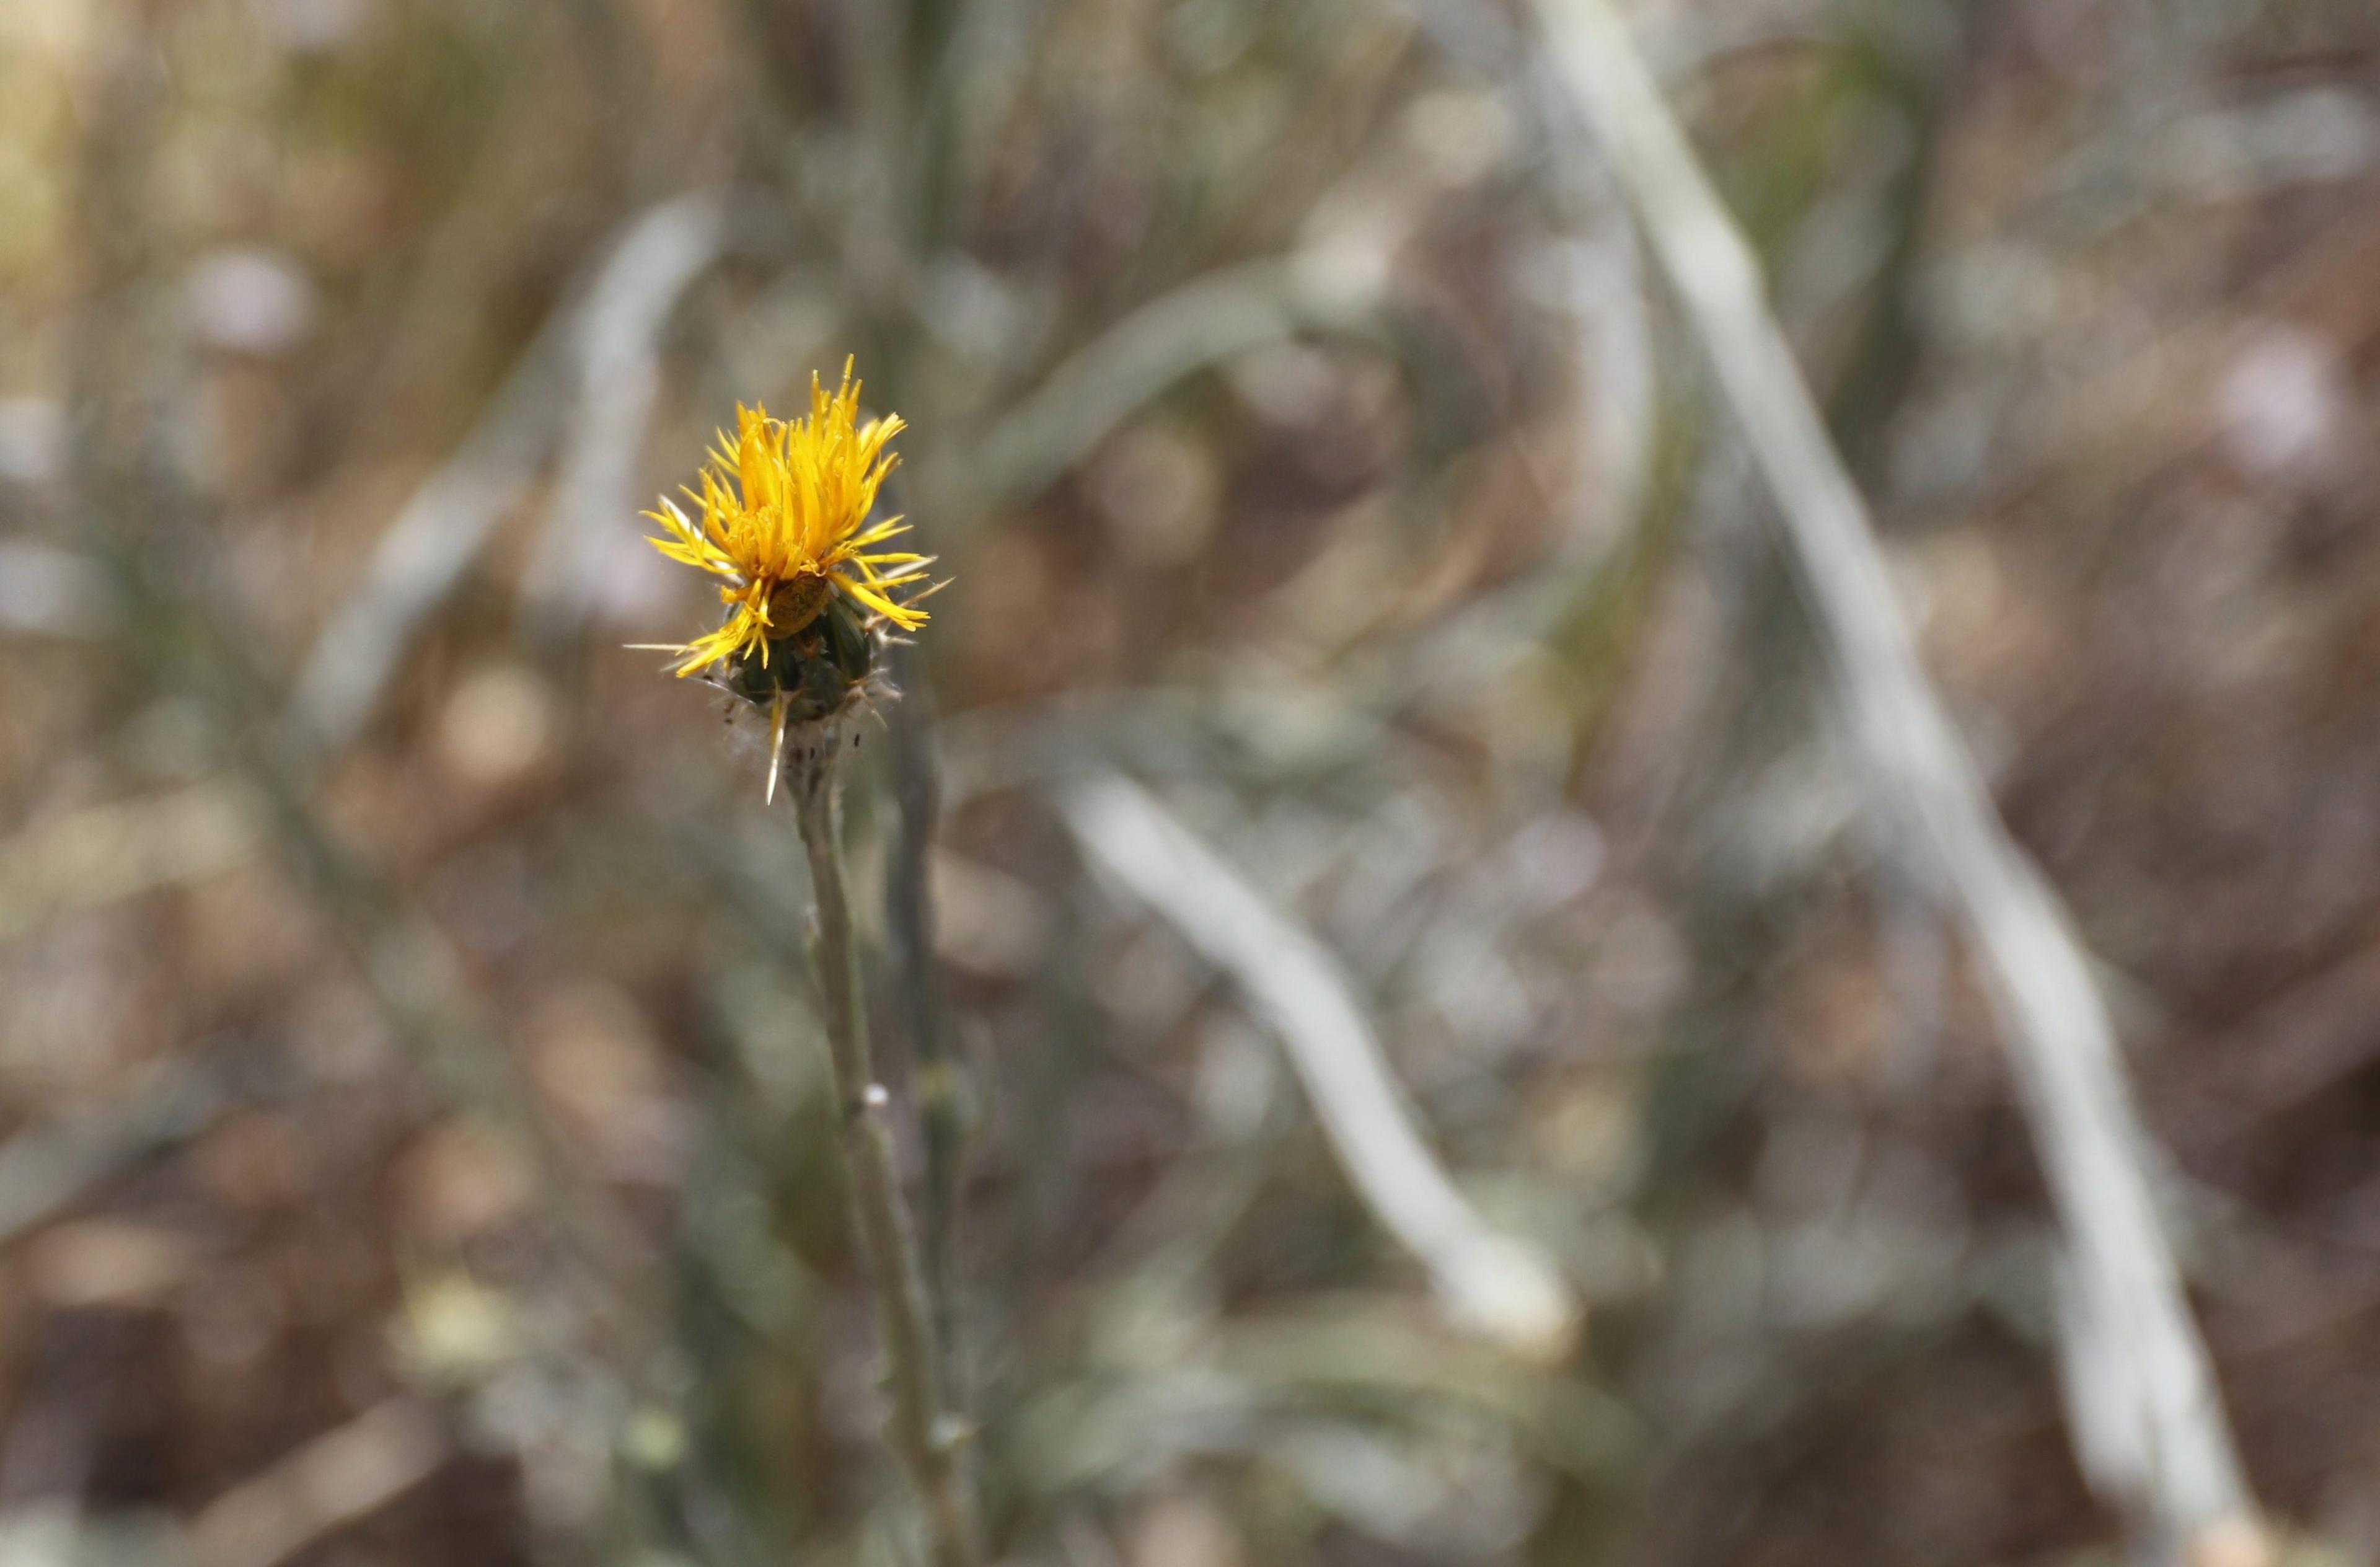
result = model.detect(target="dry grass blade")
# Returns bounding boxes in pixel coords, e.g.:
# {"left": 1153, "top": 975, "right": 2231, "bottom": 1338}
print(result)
{"left": 0, "top": 1063, "right": 234, "bottom": 1247}
{"left": 1061, "top": 770, "right": 1582, "bottom": 1362}
{"left": 0, "top": 782, "right": 256, "bottom": 943}
{"left": 280, "top": 312, "right": 569, "bottom": 754}
{"left": 1531, "top": 0, "right": 2256, "bottom": 1552}
{"left": 286, "top": 193, "right": 724, "bottom": 754}
{"left": 520, "top": 192, "right": 726, "bottom": 636}
{"left": 964, "top": 255, "right": 1380, "bottom": 511}
{"left": 186, "top": 1398, "right": 445, "bottom": 1567}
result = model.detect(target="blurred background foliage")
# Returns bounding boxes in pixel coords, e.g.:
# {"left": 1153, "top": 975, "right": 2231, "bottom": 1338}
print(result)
{"left": 2, "top": 0, "right": 2379, "bottom": 1563}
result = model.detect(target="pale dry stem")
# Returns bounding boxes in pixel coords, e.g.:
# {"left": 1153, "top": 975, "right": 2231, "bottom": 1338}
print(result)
{"left": 785, "top": 723, "right": 980, "bottom": 1567}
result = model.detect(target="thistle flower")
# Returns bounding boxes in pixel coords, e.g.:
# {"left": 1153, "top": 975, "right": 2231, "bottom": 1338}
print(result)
{"left": 640, "top": 358, "right": 932, "bottom": 674}
{"left": 636, "top": 359, "right": 938, "bottom": 797}
{"left": 635, "top": 372, "right": 977, "bottom": 1559}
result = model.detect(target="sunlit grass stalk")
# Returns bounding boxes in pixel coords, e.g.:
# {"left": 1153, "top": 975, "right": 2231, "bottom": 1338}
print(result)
{"left": 785, "top": 724, "right": 979, "bottom": 1565}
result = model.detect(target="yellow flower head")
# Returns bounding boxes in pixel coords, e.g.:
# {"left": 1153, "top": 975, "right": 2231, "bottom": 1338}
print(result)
{"left": 642, "top": 359, "right": 930, "bottom": 678}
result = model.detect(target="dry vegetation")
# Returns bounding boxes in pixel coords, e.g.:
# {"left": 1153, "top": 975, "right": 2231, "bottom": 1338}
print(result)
{"left": 2, "top": 0, "right": 2379, "bottom": 1563}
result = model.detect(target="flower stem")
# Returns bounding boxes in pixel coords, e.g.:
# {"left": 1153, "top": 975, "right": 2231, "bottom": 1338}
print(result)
{"left": 787, "top": 731, "right": 979, "bottom": 1566}
{"left": 883, "top": 660, "right": 971, "bottom": 1417}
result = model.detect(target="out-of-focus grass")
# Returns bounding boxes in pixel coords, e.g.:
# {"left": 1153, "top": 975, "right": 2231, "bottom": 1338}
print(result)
{"left": 1, "top": 1, "right": 2378, "bottom": 1565}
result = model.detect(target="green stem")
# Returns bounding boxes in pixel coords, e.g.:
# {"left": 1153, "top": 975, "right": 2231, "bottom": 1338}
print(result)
{"left": 788, "top": 736, "right": 979, "bottom": 1566}
{"left": 883, "top": 654, "right": 971, "bottom": 1416}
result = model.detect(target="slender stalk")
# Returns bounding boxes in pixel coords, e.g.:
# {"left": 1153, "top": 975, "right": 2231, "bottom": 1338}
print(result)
{"left": 883, "top": 654, "right": 972, "bottom": 1417}
{"left": 785, "top": 726, "right": 979, "bottom": 1567}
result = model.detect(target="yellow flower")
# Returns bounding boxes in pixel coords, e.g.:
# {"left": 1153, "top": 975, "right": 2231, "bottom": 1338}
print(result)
{"left": 641, "top": 359, "right": 930, "bottom": 678}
